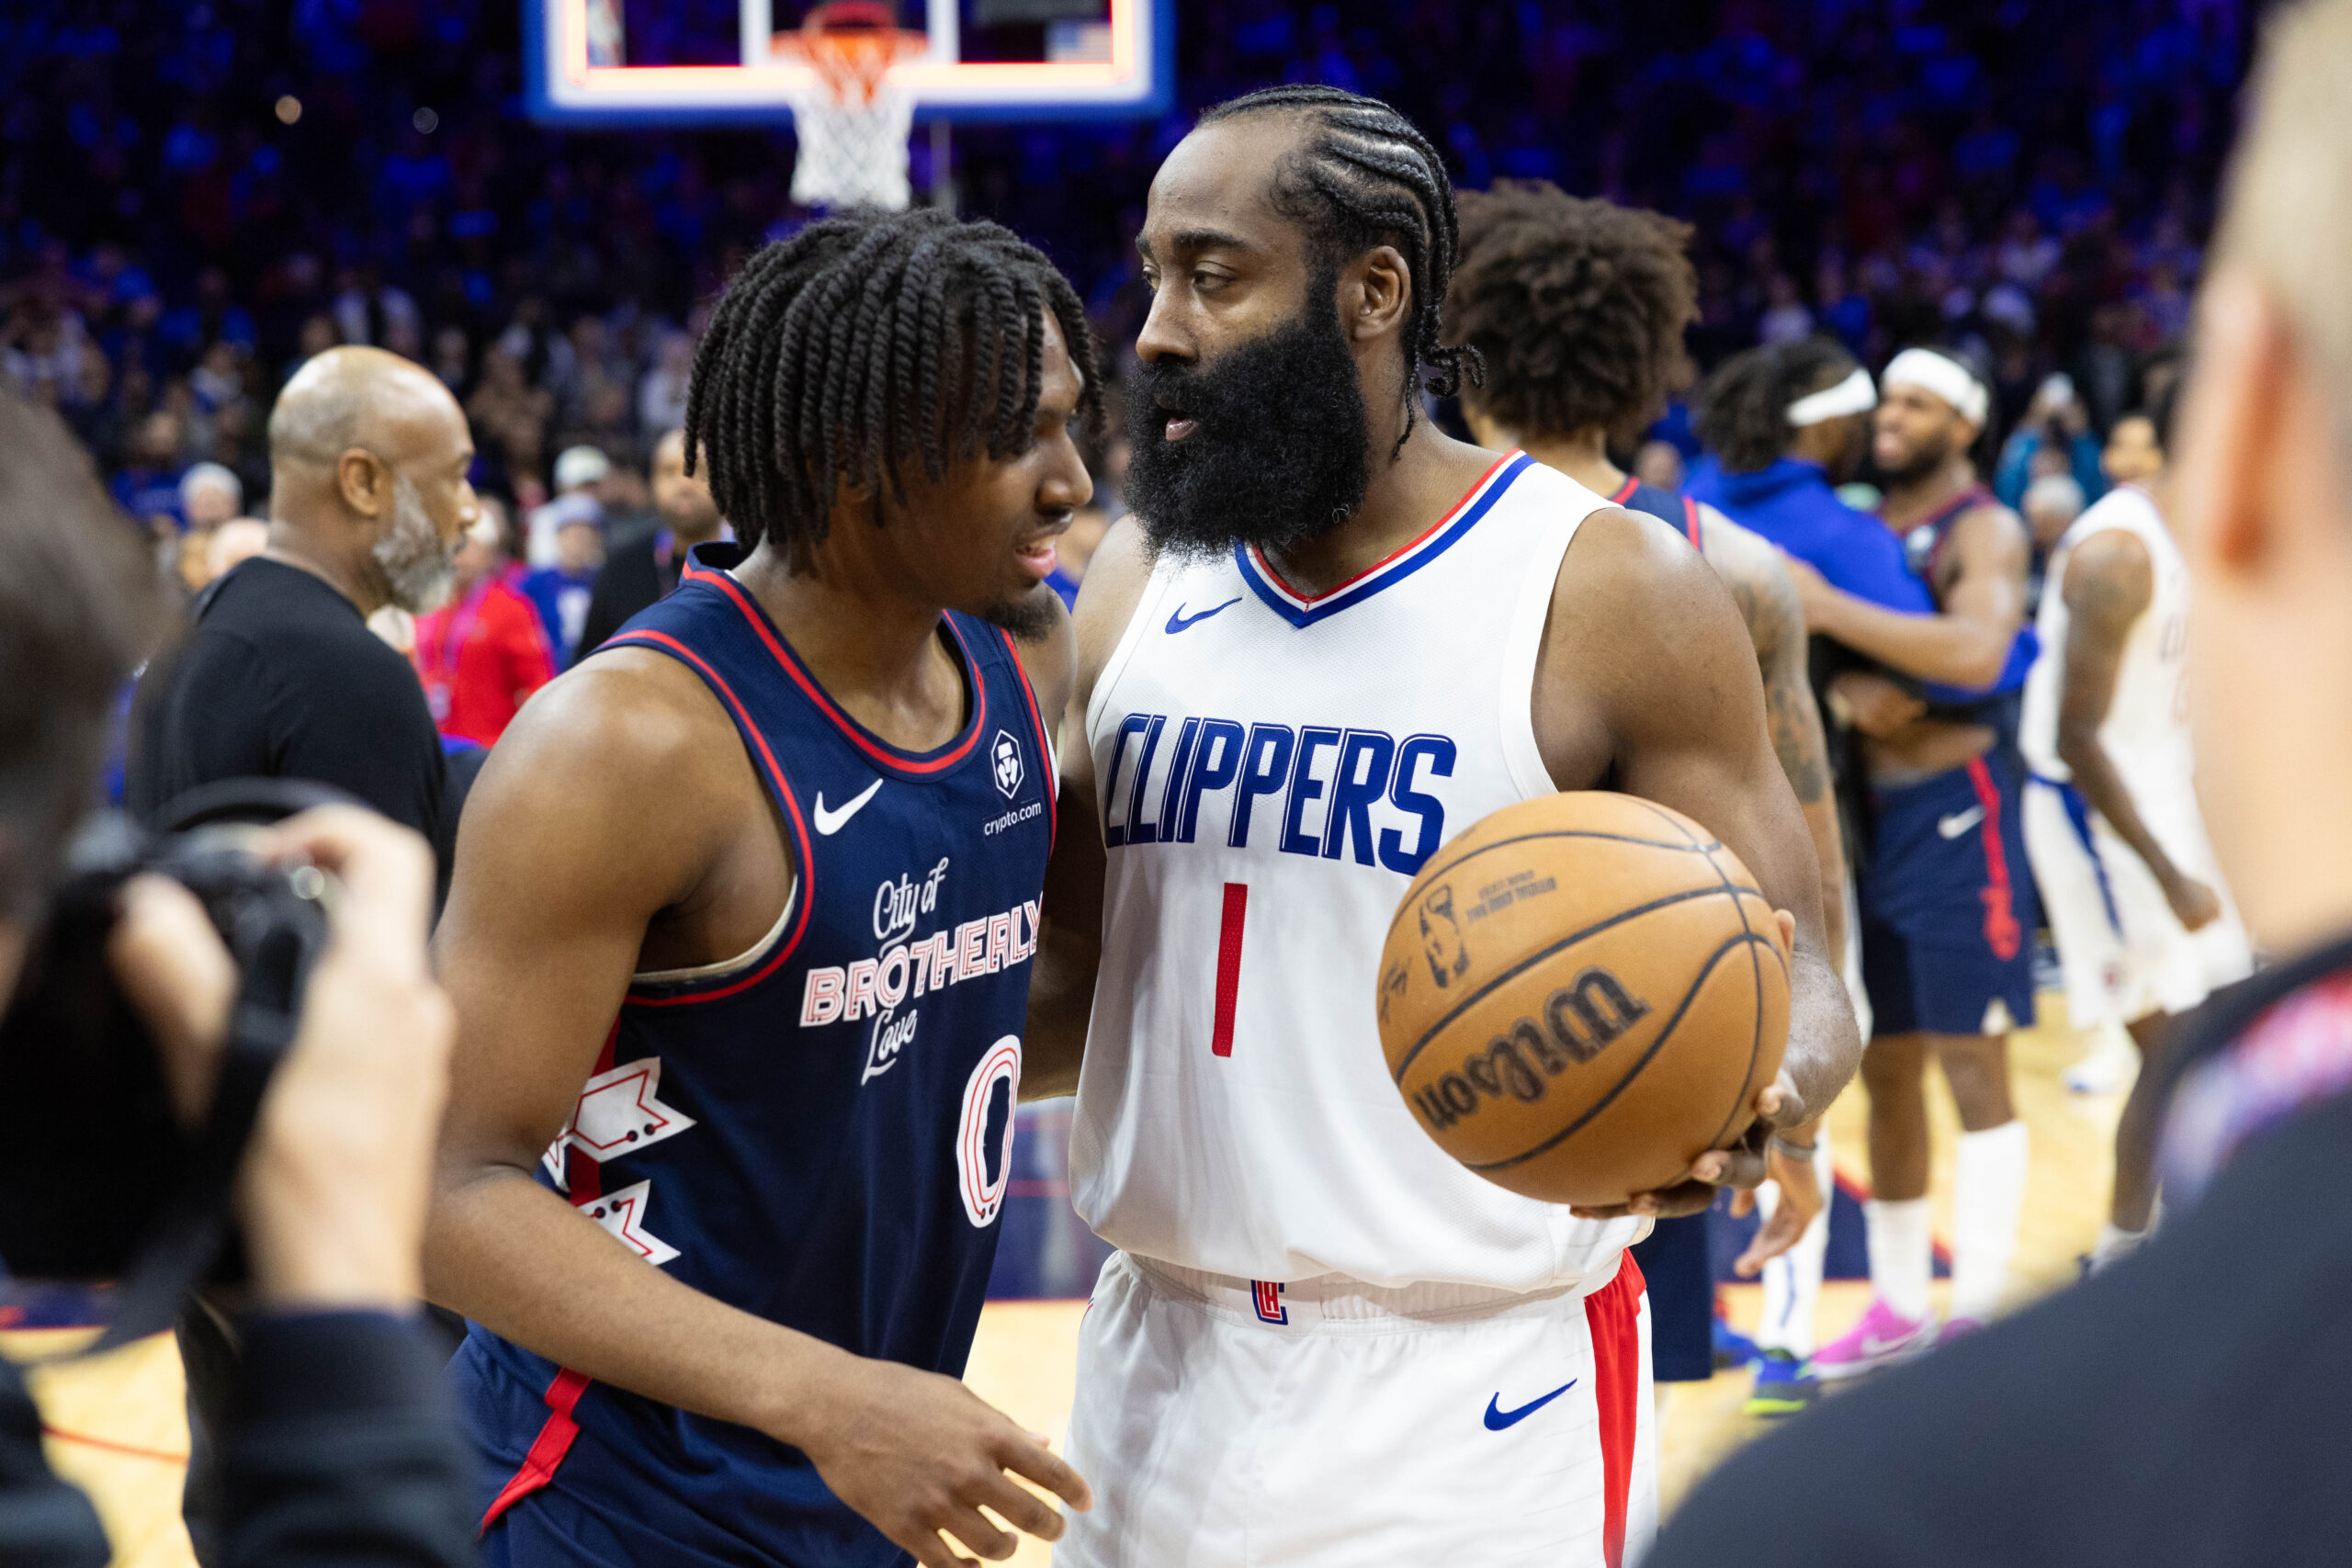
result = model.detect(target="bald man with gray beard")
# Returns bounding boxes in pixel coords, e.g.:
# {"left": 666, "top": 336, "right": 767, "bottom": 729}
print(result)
{"left": 130, "top": 344, "right": 481, "bottom": 873}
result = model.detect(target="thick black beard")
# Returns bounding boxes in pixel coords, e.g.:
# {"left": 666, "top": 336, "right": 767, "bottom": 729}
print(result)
{"left": 978, "top": 584, "right": 1061, "bottom": 643}
{"left": 1878, "top": 427, "right": 1955, "bottom": 490}
{"left": 1123, "top": 271, "right": 1372, "bottom": 560}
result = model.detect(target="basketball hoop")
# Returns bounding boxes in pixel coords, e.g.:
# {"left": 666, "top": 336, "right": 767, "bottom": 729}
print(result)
{"left": 776, "top": 2, "right": 928, "bottom": 211}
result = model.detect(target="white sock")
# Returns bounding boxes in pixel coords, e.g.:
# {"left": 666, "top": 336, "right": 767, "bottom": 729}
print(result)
{"left": 1755, "top": 1131, "right": 1833, "bottom": 1357}
{"left": 1864, "top": 1195, "right": 1933, "bottom": 1324}
{"left": 2089, "top": 1222, "right": 2146, "bottom": 1270}
{"left": 1951, "top": 1120, "right": 2030, "bottom": 1322}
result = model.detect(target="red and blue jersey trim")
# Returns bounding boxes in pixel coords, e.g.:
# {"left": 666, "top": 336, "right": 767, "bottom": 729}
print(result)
{"left": 998, "top": 626, "right": 1058, "bottom": 856}
{"left": 599, "top": 626, "right": 817, "bottom": 1006}
{"left": 685, "top": 558, "right": 988, "bottom": 779}
{"left": 1233, "top": 450, "right": 1532, "bottom": 628}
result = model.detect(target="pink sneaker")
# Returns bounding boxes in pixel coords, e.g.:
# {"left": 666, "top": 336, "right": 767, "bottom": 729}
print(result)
{"left": 1810, "top": 1298, "right": 1937, "bottom": 1382}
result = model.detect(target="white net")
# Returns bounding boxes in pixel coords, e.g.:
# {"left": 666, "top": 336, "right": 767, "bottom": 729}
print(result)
{"left": 786, "top": 79, "right": 916, "bottom": 210}
{"left": 781, "top": 5, "right": 924, "bottom": 211}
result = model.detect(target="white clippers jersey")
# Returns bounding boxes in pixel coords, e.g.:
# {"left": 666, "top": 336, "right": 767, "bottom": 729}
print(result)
{"left": 1069, "top": 452, "right": 1648, "bottom": 1292}
{"left": 2020, "top": 485, "right": 2196, "bottom": 817}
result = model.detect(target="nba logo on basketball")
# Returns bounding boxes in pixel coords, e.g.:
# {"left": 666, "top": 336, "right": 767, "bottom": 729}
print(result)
{"left": 991, "top": 730, "right": 1023, "bottom": 799}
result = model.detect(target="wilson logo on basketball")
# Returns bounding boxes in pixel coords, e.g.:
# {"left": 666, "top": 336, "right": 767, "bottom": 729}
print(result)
{"left": 1408, "top": 969, "right": 1651, "bottom": 1133}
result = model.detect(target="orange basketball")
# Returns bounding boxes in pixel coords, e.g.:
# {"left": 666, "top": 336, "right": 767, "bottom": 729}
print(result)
{"left": 1375, "top": 791, "right": 1790, "bottom": 1208}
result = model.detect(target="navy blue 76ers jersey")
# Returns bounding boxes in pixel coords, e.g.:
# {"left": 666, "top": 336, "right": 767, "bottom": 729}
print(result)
{"left": 450, "top": 545, "right": 1057, "bottom": 1566}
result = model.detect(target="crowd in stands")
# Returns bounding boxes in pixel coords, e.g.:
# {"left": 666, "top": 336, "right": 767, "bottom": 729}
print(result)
{"left": 2, "top": 0, "right": 2254, "bottom": 611}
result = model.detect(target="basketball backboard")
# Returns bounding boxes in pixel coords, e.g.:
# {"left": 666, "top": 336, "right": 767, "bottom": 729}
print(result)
{"left": 524, "top": 0, "right": 1172, "bottom": 127}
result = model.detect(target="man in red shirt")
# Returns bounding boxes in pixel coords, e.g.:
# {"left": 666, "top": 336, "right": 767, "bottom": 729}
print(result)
{"left": 413, "top": 510, "right": 556, "bottom": 747}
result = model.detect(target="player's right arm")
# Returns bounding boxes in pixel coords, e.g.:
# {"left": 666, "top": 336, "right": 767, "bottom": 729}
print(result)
{"left": 1023, "top": 517, "right": 1157, "bottom": 1100}
{"left": 2053, "top": 528, "right": 2222, "bottom": 930}
{"left": 425, "top": 656, "right": 1087, "bottom": 1567}
{"left": 1781, "top": 504, "right": 2030, "bottom": 688}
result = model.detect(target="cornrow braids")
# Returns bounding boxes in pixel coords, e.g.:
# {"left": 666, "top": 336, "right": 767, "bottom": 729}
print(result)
{"left": 684, "top": 209, "right": 1102, "bottom": 555}
{"left": 1447, "top": 182, "right": 1698, "bottom": 444}
{"left": 1694, "top": 338, "right": 1861, "bottom": 474}
{"left": 1200, "top": 85, "right": 1480, "bottom": 449}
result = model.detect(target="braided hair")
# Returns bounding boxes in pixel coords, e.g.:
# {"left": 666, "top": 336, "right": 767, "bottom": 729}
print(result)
{"left": 1694, "top": 338, "right": 1861, "bottom": 474}
{"left": 1447, "top": 182, "right": 1697, "bottom": 445}
{"left": 1199, "top": 85, "right": 1480, "bottom": 445}
{"left": 683, "top": 209, "right": 1101, "bottom": 554}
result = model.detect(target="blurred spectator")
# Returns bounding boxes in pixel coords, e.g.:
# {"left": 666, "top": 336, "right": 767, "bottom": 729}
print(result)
{"left": 638, "top": 330, "right": 695, "bottom": 437}
{"left": 332, "top": 264, "right": 422, "bottom": 350}
{"left": 518, "top": 502, "right": 605, "bottom": 666}
{"left": 412, "top": 509, "right": 557, "bottom": 748}
{"left": 526, "top": 444, "right": 609, "bottom": 569}
{"left": 1996, "top": 374, "right": 2108, "bottom": 508}
{"left": 178, "top": 462, "right": 242, "bottom": 532}
{"left": 111, "top": 410, "right": 188, "bottom": 526}
{"left": 204, "top": 516, "right": 270, "bottom": 582}
{"left": 578, "top": 428, "right": 723, "bottom": 657}
{"left": 469, "top": 348, "right": 554, "bottom": 498}
{"left": 2021, "top": 473, "right": 2088, "bottom": 556}
{"left": 1758, "top": 275, "right": 1815, "bottom": 345}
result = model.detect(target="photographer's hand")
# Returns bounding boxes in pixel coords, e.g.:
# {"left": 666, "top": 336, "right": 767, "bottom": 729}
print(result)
{"left": 109, "top": 807, "right": 454, "bottom": 1309}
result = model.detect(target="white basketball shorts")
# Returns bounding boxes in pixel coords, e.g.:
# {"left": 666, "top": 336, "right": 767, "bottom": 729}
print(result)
{"left": 1054, "top": 1250, "right": 1655, "bottom": 1568}
{"left": 2023, "top": 777, "right": 2253, "bottom": 1028}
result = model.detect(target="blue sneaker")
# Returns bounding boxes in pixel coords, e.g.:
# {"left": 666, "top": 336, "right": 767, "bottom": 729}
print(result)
{"left": 1712, "top": 1316, "right": 1760, "bottom": 1371}
{"left": 1744, "top": 1349, "right": 1820, "bottom": 1416}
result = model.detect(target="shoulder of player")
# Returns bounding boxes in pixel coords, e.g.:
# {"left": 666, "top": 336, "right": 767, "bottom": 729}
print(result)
{"left": 1547, "top": 504, "right": 1747, "bottom": 667}
{"left": 1952, "top": 496, "right": 2031, "bottom": 560}
{"left": 1691, "top": 505, "right": 1803, "bottom": 661}
{"left": 1069, "top": 514, "right": 1158, "bottom": 699}
{"left": 2061, "top": 525, "right": 2155, "bottom": 616}
{"left": 1001, "top": 588, "right": 1077, "bottom": 725}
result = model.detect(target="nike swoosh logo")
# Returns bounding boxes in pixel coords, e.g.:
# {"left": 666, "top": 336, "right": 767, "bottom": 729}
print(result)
{"left": 1483, "top": 1379, "right": 1577, "bottom": 1431}
{"left": 812, "top": 778, "right": 884, "bottom": 836}
{"left": 1165, "top": 597, "right": 1241, "bottom": 634}
{"left": 1937, "top": 806, "right": 1986, "bottom": 840}
{"left": 1858, "top": 1333, "right": 1919, "bottom": 1357}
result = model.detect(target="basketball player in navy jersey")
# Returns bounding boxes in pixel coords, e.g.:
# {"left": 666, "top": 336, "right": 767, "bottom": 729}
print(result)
{"left": 1023, "top": 87, "right": 1861, "bottom": 1566}
{"left": 1780, "top": 347, "right": 2039, "bottom": 1373}
{"left": 1443, "top": 181, "right": 1846, "bottom": 1404}
{"left": 424, "top": 212, "right": 1095, "bottom": 1568}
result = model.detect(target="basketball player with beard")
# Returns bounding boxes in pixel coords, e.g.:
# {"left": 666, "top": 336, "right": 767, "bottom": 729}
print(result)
{"left": 1779, "top": 347, "right": 2039, "bottom": 1373}
{"left": 425, "top": 213, "right": 1094, "bottom": 1568}
{"left": 1442, "top": 181, "right": 1842, "bottom": 1409}
{"left": 1024, "top": 86, "right": 1861, "bottom": 1566}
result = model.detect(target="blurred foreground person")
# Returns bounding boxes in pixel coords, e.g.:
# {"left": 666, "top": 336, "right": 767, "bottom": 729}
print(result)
{"left": 1652, "top": 4, "right": 2352, "bottom": 1560}
{"left": 0, "top": 389, "right": 472, "bottom": 1568}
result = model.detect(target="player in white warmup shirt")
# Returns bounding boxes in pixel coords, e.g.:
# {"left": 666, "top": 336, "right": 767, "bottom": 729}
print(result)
{"left": 2018, "top": 385, "right": 2253, "bottom": 1270}
{"left": 1021, "top": 85, "right": 1863, "bottom": 1568}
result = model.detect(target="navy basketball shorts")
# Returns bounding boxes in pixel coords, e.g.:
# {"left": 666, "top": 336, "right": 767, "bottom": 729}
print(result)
{"left": 1629, "top": 1213, "right": 1715, "bottom": 1382}
{"left": 1858, "top": 751, "right": 2039, "bottom": 1039}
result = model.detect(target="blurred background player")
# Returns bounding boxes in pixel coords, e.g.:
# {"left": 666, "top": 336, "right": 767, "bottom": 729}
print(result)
{"left": 1780, "top": 345, "right": 2039, "bottom": 1369}
{"left": 2018, "top": 378, "right": 2252, "bottom": 1271}
{"left": 1653, "top": 6, "right": 2352, "bottom": 1556}
{"left": 425, "top": 211, "right": 1095, "bottom": 1568}
{"left": 1443, "top": 181, "right": 1842, "bottom": 1411}
{"left": 1026, "top": 86, "right": 1859, "bottom": 1567}
{"left": 517, "top": 497, "right": 605, "bottom": 666}
{"left": 576, "top": 426, "right": 726, "bottom": 659}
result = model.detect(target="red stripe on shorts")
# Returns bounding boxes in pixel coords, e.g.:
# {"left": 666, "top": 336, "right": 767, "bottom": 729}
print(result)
{"left": 479, "top": 1367, "right": 591, "bottom": 1535}
{"left": 1585, "top": 1251, "right": 1646, "bottom": 1568}
{"left": 1964, "top": 756, "right": 2023, "bottom": 961}
{"left": 1211, "top": 883, "right": 1248, "bottom": 1057}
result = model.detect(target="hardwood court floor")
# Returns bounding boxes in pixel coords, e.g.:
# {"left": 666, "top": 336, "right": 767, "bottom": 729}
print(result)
{"left": 14, "top": 998, "right": 2119, "bottom": 1567}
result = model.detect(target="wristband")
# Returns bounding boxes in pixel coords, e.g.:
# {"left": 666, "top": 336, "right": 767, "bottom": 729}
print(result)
{"left": 1770, "top": 1135, "right": 1819, "bottom": 1160}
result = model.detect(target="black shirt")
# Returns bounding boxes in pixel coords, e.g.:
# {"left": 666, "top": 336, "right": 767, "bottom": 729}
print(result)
{"left": 576, "top": 527, "right": 686, "bottom": 660}
{"left": 130, "top": 557, "right": 445, "bottom": 848}
{"left": 1649, "top": 935, "right": 2352, "bottom": 1568}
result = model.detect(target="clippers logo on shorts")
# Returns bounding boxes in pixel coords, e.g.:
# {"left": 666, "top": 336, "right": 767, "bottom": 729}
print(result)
{"left": 1101, "top": 713, "right": 1456, "bottom": 874}
{"left": 1252, "top": 1280, "right": 1289, "bottom": 1325}
{"left": 1407, "top": 967, "right": 1651, "bottom": 1134}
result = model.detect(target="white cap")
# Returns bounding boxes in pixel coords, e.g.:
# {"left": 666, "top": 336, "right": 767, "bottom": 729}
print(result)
{"left": 178, "top": 461, "right": 242, "bottom": 512}
{"left": 553, "top": 445, "right": 612, "bottom": 491}
{"left": 1881, "top": 348, "right": 1990, "bottom": 428}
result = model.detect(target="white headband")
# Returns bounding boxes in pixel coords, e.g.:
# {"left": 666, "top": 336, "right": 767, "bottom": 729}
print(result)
{"left": 1784, "top": 367, "right": 1877, "bottom": 427}
{"left": 1881, "top": 348, "right": 1989, "bottom": 427}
